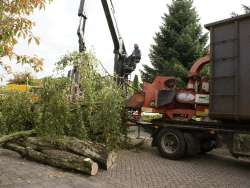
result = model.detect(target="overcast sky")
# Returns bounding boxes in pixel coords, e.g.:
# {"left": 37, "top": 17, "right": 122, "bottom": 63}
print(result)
{"left": 8, "top": 0, "right": 250, "bottom": 81}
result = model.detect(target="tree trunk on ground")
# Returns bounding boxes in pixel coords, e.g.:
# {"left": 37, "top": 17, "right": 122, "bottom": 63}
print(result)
{"left": 5, "top": 143, "right": 98, "bottom": 176}
{"left": 22, "top": 137, "right": 117, "bottom": 170}
{"left": 0, "top": 133, "right": 117, "bottom": 170}
{"left": 0, "top": 130, "right": 35, "bottom": 145}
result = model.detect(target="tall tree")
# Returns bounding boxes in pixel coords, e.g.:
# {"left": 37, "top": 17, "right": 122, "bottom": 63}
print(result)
{"left": 141, "top": 0, "right": 208, "bottom": 85}
{"left": 132, "top": 74, "right": 140, "bottom": 91}
{"left": 0, "top": 0, "right": 52, "bottom": 74}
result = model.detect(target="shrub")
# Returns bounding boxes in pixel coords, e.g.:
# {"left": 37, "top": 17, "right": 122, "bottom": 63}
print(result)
{"left": 35, "top": 77, "right": 87, "bottom": 140}
{"left": 0, "top": 92, "right": 37, "bottom": 135}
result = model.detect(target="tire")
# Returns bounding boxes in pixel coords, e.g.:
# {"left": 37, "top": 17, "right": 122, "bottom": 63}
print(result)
{"left": 184, "top": 133, "right": 200, "bottom": 156}
{"left": 157, "top": 128, "right": 186, "bottom": 160}
{"left": 200, "top": 139, "right": 215, "bottom": 154}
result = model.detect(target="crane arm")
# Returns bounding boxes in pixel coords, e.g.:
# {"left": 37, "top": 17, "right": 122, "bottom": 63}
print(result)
{"left": 77, "top": 0, "right": 87, "bottom": 52}
{"left": 101, "top": 0, "right": 126, "bottom": 55}
{"left": 74, "top": 0, "right": 141, "bottom": 85}
{"left": 100, "top": 0, "right": 141, "bottom": 82}
{"left": 68, "top": 0, "right": 87, "bottom": 100}
{"left": 78, "top": 0, "right": 86, "bottom": 17}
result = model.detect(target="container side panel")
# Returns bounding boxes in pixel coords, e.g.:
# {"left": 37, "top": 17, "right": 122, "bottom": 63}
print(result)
{"left": 213, "top": 60, "right": 235, "bottom": 77}
{"left": 213, "top": 78, "right": 235, "bottom": 95}
{"left": 210, "top": 96, "right": 234, "bottom": 115}
{"left": 208, "top": 14, "right": 250, "bottom": 121}
{"left": 213, "top": 23, "right": 235, "bottom": 42}
{"left": 214, "top": 42, "right": 235, "bottom": 60}
{"left": 210, "top": 22, "right": 237, "bottom": 119}
{"left": 239, "top": 19, "right": 250, "bottom": 119}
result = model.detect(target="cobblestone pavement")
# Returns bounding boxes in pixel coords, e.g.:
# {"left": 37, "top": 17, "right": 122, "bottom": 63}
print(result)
{"left": 1, "top": 143, "right": 250, "bottom": 188}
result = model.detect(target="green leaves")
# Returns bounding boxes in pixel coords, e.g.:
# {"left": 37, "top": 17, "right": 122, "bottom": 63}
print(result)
{"left": 132, "top": 75, "right": 140, "bottom": 92}
{"left": 0, "top": 0, "right": 52, "bottom": 73}
{"left": 56, "top": 51, "right": 126, "bottom": 150}
{"left": 37, "top": 77, "right": 80, "bottom": 139}
{"left": 0, "top": 52, "right": 126, "bottom": 150}
{"left": 77, "top": 52, "right": 125, "bottom": 150}
{"left": 0, "top": 92, "right": 37, "bottom": 136}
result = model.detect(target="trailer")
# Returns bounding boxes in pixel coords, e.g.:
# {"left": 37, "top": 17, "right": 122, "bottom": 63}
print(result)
{"left": 128, "top": 14, "right": 250, "bottom": 160}
{"left": 134, "top": 119, "right": 250, "bottom": 159}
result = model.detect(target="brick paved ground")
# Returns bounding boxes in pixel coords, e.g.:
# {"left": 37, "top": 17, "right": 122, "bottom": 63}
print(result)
{"left": 1, "top": 141, "right": 250, "bottom": 188}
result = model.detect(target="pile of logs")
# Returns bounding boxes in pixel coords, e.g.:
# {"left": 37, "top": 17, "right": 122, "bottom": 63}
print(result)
{"left": 0, "top": 131, "right": 117, "bottom": 176}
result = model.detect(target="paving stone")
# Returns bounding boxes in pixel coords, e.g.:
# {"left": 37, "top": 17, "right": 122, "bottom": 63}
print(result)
{"left": 1, "top": 143, "right": 250, "bottom": 188}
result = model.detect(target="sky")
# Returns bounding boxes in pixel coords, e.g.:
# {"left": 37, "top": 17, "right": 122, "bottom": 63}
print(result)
{"left": 4, "top": 0, "right": 250, "bottom": 83}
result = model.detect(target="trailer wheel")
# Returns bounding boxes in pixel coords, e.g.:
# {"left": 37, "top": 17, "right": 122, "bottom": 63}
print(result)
{"left": 157, "top": 129, "right": 186, "bottom": 160}
{"left": 184, "top": 133, "right": 200, "bottom": 156}
{"left": 200, "top": 139, "right": 215, "bottom": 154}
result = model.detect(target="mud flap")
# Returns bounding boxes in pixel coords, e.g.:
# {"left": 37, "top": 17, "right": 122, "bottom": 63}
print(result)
{"left": 184, "top": 133, "right": 200, "bottom": 156}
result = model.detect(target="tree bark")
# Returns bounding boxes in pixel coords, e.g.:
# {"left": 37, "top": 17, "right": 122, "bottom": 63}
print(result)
{"left": 5, "top": 143, "right": 98, "bottom": 176}
{"left": 23, "top": 137, "right": 117, "bottom": 170}
{"left": 0, "top": 130, "right": 35, "bottom": 145}
{"left": 0, "top": 132, "right": 117, "bottom": 170}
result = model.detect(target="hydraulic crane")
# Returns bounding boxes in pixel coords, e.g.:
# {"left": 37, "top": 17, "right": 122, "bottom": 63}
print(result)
{"left": 77, "top": 0, "right": 87, "bottom": 53}
{"left": 77, "top": 0, "right": 141, "bottom": 84}
{"left": 68, "top": 0, "right": 87, "bottom": 100}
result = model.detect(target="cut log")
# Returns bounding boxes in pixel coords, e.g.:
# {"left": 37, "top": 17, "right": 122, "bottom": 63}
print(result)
{"left": 5, "top": 143, "right": 98, "bottom": 176}
{"left": 23, "top": 137, "right": 117, "bottom": 170}
{"left": 0, "top": 130, "right": 35, "bottom": 145}
{"left": 54, "top": 137, "right": 117, "bottom": 170}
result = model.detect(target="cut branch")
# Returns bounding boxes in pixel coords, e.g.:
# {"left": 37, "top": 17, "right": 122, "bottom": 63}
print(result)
{"left": 0, "top": 130, "right": 35, "bottom": 145}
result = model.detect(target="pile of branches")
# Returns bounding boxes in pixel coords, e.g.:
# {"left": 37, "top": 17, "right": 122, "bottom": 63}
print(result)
{"left": 0, "top": 52, "right": 126, "bottom": 175}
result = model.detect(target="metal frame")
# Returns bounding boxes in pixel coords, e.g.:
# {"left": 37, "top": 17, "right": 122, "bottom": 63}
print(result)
{"left": 137, "top": 120, "right": 250, "bottom": 134}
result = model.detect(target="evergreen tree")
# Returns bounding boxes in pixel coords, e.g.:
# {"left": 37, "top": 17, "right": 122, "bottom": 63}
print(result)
{"left": 132, "top": 75, "right": 140, "bottom": 91}
{"left": 141, "top": 0, "right": 208, "bottom": 84}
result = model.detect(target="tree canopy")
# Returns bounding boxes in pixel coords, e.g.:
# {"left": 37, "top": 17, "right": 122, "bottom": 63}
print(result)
{"left": 0, "top": 0, "right": 52, "bottom": 74}
{"left": 141, "top": 0, "right": 208, "bottom": 85}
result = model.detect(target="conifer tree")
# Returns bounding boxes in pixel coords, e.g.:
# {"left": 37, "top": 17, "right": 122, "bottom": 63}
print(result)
{"left": 141, "top": 0, "right": 208, "bottom": 85}
{"left": 132, "top": 75, "right": 140, "bottom": 91}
